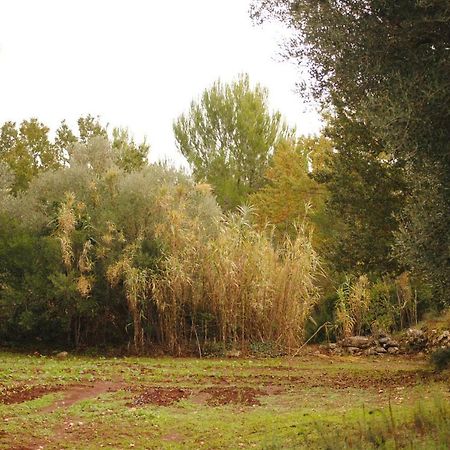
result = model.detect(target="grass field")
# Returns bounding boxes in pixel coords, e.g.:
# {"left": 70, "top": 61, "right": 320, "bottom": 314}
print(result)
{"left": 0, "top": 351, "right": 449, "bottom": 449}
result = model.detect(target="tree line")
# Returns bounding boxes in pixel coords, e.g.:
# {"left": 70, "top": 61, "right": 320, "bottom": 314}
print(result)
{"left": 1, "top": 0, "right": 448, "bottom": 353}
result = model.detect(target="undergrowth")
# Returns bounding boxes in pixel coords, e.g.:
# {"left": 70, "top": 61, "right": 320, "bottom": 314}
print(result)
{"left": 266, "top": 398, "right": 450, "bottom": 449}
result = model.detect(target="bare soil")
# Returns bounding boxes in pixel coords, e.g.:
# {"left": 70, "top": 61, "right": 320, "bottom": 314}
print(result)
{"left": 201, "top": 386, "right": 264, "bottom": 406}
{"left": 42, "top": 381, "right": 123, "bottom": 413}
{"left": 0, "top": 384, "right": 62, "bottom": 405}
{"left": 128, "top": 387, "right": 191, "bottom": 407}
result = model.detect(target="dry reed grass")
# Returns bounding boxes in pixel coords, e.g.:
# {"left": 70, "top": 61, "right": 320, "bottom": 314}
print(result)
{"left": 152, "top": 201, "right": 321, "bottom": 353}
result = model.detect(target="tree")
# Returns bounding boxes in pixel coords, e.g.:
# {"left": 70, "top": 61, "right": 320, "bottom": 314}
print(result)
{"left": 0, "top": 136, "right": 221, "bottom": 350}
{"left": 315, "top": 115, "right": 406, "bottom": 275}
{"left": 173, "top": 74, "right": 293, "bottom": 211}
{"left": 252, "top": 0, "right": 450, "bottom": 302}
{"left": 250, "top": 136, "right": 330, "bottom": 240}
{"left": 0, "top": 119, "right": 62, "bottom": 193}
{"left": 0, "top": 116, "right": 150, "bottom": 193}
{"left": 111, "top": 128, "right": 149, "bottom": 172}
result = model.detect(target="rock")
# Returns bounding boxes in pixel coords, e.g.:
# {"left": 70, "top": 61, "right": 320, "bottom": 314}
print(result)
{"left": 375, "top": 347, "right": 387, "bottom": 354}
{"left": 407, "top": 328, "right": 424, "bottom": 338}
{"left": 437, "top": 331, "right": 450, "bottom": 342}
{"left": 328, "top": 343, "right": 337, "bottom": 350}
{"left": 378, "top": 337, "right": 390, "bottom": 345}
{"left": 341, "top": 336, "right": 371, "bottom": 348}
{"left": 385, "top": 340, "right": 399, "bottom": 348}
{"left": 387, "top": 347, "right": 399, "bottom": 354}
{"left": 366, "top": 348, "right": 378, "bottom": 356}
{"left": 346, "top": 346, "right": 362, "bottom": 355}
{"left": 406, "top": 328, "right": 427, "bottom": 350}
{"left": 56, "top": 351, "right": 69, "bottom": 359}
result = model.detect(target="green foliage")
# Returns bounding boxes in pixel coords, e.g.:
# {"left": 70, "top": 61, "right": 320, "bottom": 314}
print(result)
{"left": 394, "top": 162, "right": 450, "bottom": 308}
{"left": 252, "top": 0, "right": 450, "bottom": 307}
{"left": 431, "top": 348, "right": 450, "bottom": 372}
{"left": 314, "top": 115, "right": 406, "bottom": 275}
{"left": 0, "top": 115, "right": 149, "bottom": 195}
{"left": 249, "top": 340, "right": 280, "bottom": 357}
{"left": 1, "top": 133, "right": 320, "bottom": 352}
{"left": 174, "top": 74, "right": 293, "bottom": 211}
{"left": 0, "top": 119, "right": 62, "bottom": 193}
{"left": 200, "top": 340, "right": 227, "bottom": 357}
{"left": 0, "top": 137, "right": 174, "bottom": 348}
{"left": 111, "top": 128, "right": 149, "bottom": 172}
{"left": 332, "top": 273, "right": 423, "bottom": 338}
{"left": 0, "top": 215, "right": 64, "bottom": 343}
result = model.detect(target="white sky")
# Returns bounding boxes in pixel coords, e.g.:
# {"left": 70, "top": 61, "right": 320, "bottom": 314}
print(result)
{"left": 0, "top": 0, "right": 321, "bottom": 166}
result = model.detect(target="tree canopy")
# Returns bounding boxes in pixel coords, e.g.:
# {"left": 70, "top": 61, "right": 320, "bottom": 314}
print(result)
{"left": 250, "top": 136, "right": 330, "bottom": 241}
{"left": 174, "top": 74, "right": 293, "bottom": 211}
{"left": 252, "top": 0, "right": 450, "bottom": 303}
{"left": 0, "top": 115, "right": 149, "bottom": 194}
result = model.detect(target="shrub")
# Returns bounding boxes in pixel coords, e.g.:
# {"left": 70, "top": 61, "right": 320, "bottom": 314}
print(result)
{"left": 431, "top": 348, "right": 450, "bottom": 372}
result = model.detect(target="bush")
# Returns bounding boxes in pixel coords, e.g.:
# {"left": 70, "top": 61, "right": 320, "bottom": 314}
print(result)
{"left": 431, "top": 348, "right": 450, "bottom": 371}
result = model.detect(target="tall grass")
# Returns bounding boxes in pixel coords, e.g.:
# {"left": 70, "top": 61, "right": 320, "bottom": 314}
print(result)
{"left": 152, "top": 203, "right": 321, "bottom": 354}
{"left": 335, "top": 273, "right": 420, "bottom": 338}
{"left": 107, "top": 241, "right": 151, "bottom": 353}
{"left": 314, "top": 398, "right": 450, "bottom": 450}
{"left": 336, "top": 275, "right": 371, "bottom": 338}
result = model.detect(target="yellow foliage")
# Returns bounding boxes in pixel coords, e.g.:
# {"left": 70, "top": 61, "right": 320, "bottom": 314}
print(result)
{"left": 250, "top": 137, "right": 330, "bottom": 239}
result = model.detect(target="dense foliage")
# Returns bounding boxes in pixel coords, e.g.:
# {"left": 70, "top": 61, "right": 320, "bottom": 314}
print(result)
{"left": 2, "top": 0, "right": 449, "bottom": 352}
{"left": 174, "top": 74, "right": 293, "bottom": 211}
{"left": 0, "top": 126, "right": 320, "bottom": 352}
{"left": 252, "top": 0, "right": 450, "bottom": 305}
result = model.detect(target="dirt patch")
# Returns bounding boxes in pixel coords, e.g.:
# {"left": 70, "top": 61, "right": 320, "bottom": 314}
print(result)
{"left": 42, "top": 381, "right": 123, "bottom": 413}
{"left": 162, "top": 432, "right": 185, "bottom": 442}
{"left": 8, "top": 447, "right": 36, "bottom": 450}
{"left": 0, "top": 384, "right": 62, "bottom": 405}
{"left": 201, "top": 386, "right": 264, "bottom": 406}
{"left": 221, "top": 369, "right": 436, "bottom": 391}
{"left": 265, "top": 384, "right": 284, "bottom": 395}
{"left": 129, "top": 387, "right": 191, "bottom": 407}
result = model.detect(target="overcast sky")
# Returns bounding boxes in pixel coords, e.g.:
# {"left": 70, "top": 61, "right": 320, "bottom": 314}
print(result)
{"left": 0, "top": 0, "right": 321, "bottom": 166}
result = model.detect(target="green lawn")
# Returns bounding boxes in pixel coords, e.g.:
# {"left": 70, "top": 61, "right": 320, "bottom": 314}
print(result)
{"left": 0, "top": 352, "right": 449, "bottom": 449}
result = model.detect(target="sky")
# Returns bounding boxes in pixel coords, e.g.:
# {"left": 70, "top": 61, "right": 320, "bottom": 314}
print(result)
{"left": 0, "top": 0, "right": 321, "bottom": 166}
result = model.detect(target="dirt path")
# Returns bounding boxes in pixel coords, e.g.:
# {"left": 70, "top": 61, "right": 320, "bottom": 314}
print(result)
{"left": 41, "top": 381, "right": 123, "bottom": 413}
{"left": 15, "top": 381, "right": 124, "bottom": 449}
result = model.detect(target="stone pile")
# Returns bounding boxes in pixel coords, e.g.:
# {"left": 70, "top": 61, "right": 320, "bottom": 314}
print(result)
{"left": 328, "top": 334, "right": 400, "bottom": 356}
{"left": 404, "top": 328, "right": 450, "bottom": 352}
{"left": 325, "top": 328, "right": 450, "bottom": 356}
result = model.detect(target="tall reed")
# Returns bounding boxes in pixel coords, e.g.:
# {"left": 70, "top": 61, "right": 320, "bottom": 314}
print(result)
{"left": 153, "top": 201, "right": 321, "bottom": 353}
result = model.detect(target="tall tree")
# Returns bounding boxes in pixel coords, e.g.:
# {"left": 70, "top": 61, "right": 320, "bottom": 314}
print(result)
{"left": 173, "top": 74, "right": 293, "bottom": 211}
{"left": 252, "top": 0, "right": 450, "bottom": 302}
{"left": 250, "top": 136, "right": 330, "bottom": 240}
{"left": 0, "top": 116, "right": 150, "bottom": 193}
{"left": 111, "top": 128, "right": 149, "bottom": 172}
{"left": 315, "top": 115, "right": 406, "bottom": 274}
{"left": 0, "top": 119, "right": 62, "bottom": 193}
